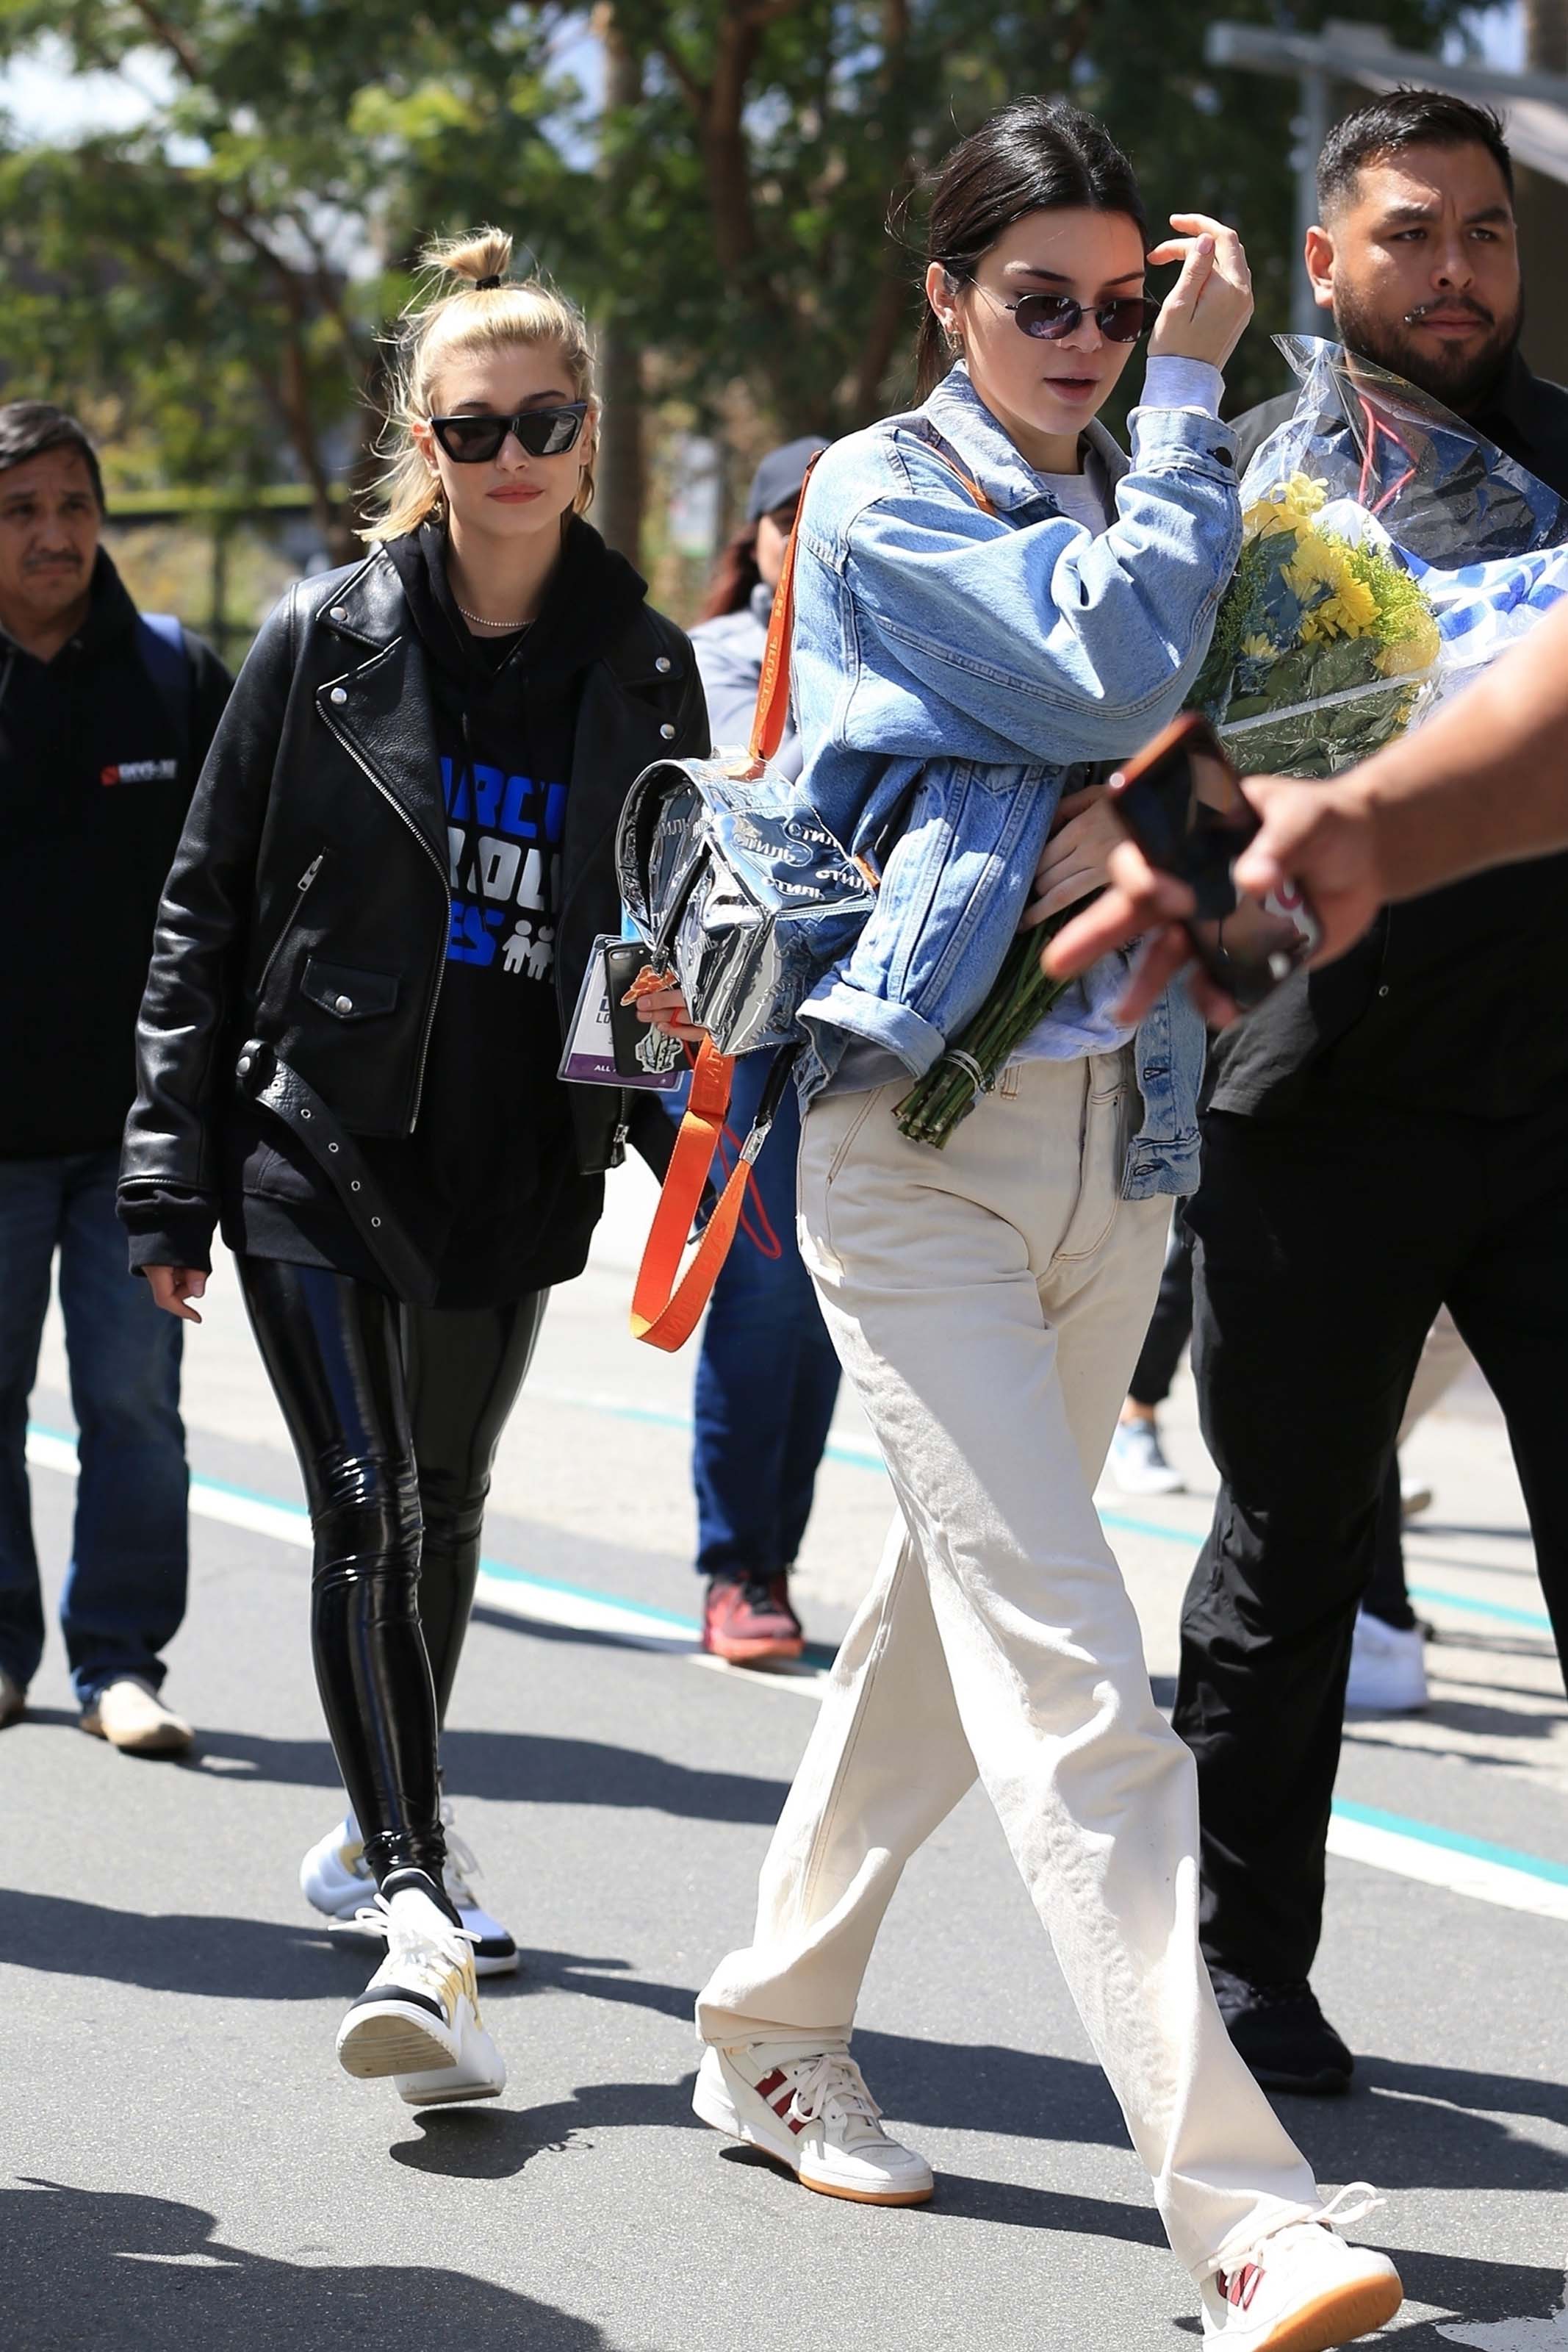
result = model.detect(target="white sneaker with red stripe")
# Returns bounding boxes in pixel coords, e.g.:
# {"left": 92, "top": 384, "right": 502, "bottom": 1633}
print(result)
{"left": 1200, "top": 2187, "right": 1402, "bottom": 2349}
{"left": 693, "top": 2040, "right": 933, "bottom": 2206}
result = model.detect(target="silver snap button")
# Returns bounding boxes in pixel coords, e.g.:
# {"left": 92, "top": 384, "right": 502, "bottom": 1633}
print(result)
{"left": 300, "top": 1107, "right": 312, "bottom": 1119}
{"left": 655, "top": 656, "right": 672, "bottom": 674}
{"left": 334, "top": 994, "right": 353, "bottom": 1015}
{"left": 237, "top": 1053, "right": 252, "bottom": 1075}
{"left": 350, "top": 1180, "right": 362, "bottom": 1193}
{"left": 1377, "top": 983, "right": 1390, "bottom": 998}
{"left": 330, "top": 686, "right": 348, "bottom": 704}
{"left": 328, "top": 1142, "right": 339, "bottom": 1154}
{"left": 660, "top": 723, "right": 677, "bottom": 740}
{"left": 371, "top": 1216, "right": 382, "bottom": 1229}
{"left": 329, "top": 604, "right": 347, "bottom": 621}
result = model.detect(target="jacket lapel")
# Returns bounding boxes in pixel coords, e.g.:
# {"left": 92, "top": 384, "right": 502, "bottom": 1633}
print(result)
{"left": 314, "top": 555, "right": 447, "bottom": 875}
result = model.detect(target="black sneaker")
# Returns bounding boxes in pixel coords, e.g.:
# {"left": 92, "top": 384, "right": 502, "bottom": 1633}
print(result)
{"left": 1209, "top": 1968, "right": 1355, "bottom": 2095}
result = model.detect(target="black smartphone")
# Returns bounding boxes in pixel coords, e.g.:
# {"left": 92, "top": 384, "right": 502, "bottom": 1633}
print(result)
{"left": 601, "top": 938, "right": 683, "bottom": 1078}
{"left": 1107, "top": 714, "right": 1322, "bottom": 1010}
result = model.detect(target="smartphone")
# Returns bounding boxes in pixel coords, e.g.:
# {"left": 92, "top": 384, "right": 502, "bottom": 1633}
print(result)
{"left": 1107, "top": 714, "right": 1322, "bottom": 1010}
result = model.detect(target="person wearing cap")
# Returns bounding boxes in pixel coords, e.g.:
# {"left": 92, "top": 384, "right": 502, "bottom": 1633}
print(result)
{"left": 680, "top": 437, "right": 843, "bottom": 1666}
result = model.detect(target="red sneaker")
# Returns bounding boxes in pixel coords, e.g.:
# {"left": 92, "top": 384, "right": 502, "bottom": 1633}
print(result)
{"left": 702, "top": 1575, "right": 805, "bottom": 1665}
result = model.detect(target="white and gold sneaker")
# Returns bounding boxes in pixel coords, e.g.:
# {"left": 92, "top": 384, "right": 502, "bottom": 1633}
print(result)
{"left": 302, "top": 1809, "right": 519, "bottom": 1976}
{"left": 1200, "top": 2186, "right": 1402, "bottom": 2348}
{"left": 334, "top": 1879, "right": 506, "bottom": 2109}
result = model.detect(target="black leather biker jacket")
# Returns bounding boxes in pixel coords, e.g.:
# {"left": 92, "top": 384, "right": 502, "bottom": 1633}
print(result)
{"left": 118, "top": 543, "right": 708, "bottom": 1289}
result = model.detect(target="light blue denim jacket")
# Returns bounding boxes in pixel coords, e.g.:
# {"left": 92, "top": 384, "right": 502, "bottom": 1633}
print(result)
{"left": 789, "top": 360, "right": 1242, "bottom": 1199}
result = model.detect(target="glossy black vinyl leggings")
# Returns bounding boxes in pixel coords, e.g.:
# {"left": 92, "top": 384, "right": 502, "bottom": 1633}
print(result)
{"left": 237, "top": 1258, "right": 547, "bottom": 1883}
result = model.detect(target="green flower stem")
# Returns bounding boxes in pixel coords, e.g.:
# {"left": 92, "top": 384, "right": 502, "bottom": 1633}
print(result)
{"left": 894, "top": 908, "right": 1080, "bottom": 1148}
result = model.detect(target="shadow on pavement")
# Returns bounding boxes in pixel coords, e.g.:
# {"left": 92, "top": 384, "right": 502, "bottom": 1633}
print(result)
{"left": 5, "top": 2177, "right": 611, "bottom": 2351}
{"left": 390, "top": 2072, "right": 701, "bottom": 2180}
{"left": 1293, "top": 2054, "right": 1568, "bottom": 2196}
{"left": 0, "top": 1890, "right": 335, "bottom": 2001}
{"left": 184, "top": 1720, "right": 792, "bottom": 1824}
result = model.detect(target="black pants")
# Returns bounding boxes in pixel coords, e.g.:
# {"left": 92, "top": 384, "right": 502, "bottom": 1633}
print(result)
{"left": 237, "top": 1258, "right": 547, "bottom": 1883}
{"left": 1128, "top": 1211, "right": 1194, "bottom": 1408}
{"left": 1175, "top": 1096, "right": 1568, "bottom": 1987}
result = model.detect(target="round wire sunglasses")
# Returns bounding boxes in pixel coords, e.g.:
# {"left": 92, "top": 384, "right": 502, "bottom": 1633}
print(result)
{"left": 428, "top": 402, "right": 590, "bottom": 464}
{"left": 1004, "top": 291, "right": 1159, "bottom": 343}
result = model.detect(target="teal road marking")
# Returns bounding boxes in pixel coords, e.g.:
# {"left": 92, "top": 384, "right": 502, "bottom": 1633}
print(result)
{"left": 28, "top": 1419, "right": 1566, "bottom": 1894}
{"left": 1406, "top": 1582, "right": 1555, "bottom": 1635}
{"left": 1331, "top": 1799, "right": 1568, "bottom": 1889}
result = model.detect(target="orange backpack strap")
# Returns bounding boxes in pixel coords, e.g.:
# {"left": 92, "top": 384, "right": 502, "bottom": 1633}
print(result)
{"left": 748, "top": 452, "right": 822, "bottom": 767}
{"left": 630, "top": 438, "right": 991, "bottom": 1352}
{"left": 630, "top": 1041, "right": 798, "bottom": 1353}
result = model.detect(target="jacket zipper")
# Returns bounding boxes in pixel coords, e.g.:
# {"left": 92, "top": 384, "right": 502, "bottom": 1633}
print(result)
{"left": 317, "top": 699, "right": 450, "bottom": 1129}
{"left": 256, "top": 848, "right": 328, "bottom": 999}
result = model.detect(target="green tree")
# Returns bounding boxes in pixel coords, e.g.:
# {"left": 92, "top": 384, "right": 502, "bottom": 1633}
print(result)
{"left": 0, "top": 0, "right": 1474, "bottom": 553}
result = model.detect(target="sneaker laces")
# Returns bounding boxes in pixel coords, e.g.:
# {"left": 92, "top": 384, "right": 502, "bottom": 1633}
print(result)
{"left": 351, "top": 1893, "right": 478, "bottom": 1996}
{"left": 784, "top": 2051, "right": 888, "bottom": 2145}
{"left": 1205, "top": 2183, "right": 1384, "bottom": 2283}
{"left": 439, "top": 1801, "right": 483, "bottom": 1910}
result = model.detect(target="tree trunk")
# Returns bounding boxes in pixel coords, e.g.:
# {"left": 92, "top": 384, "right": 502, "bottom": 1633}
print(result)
{"left": 594, "top": 8, "right": 647, "bottom": 562}
{"left": 1526, "top": 0, "right": 1568, "bottom": 73}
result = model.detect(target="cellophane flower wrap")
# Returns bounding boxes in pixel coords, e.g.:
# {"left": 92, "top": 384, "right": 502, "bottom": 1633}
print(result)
{"left": 1194, "top": 334, "right": 1568, "bottom": 777}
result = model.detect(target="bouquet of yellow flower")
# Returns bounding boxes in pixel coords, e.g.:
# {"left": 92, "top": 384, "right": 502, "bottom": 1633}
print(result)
{"left": 1193, "top": 467, "right": 1440, "bottom": 775}
{"left": 1195, "top": 337, "right": 1568, "bottom": 778}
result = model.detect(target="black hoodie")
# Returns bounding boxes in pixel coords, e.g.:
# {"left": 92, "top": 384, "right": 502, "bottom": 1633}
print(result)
{"left": 223, "top": 518, "right": 650, "bottom": 1306}
{"left": 0, "top": 552, "right": 230, "bottom": 1156}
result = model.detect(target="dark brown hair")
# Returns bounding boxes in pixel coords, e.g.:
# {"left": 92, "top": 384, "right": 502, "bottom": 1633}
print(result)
{"left": 913, "top": 98, "right": 1149, "bottom": 401}
{"left": 697, "top": 523, "right": 762, "bottom": 621}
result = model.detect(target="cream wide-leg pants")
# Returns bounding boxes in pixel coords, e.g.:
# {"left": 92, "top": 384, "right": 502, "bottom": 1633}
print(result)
{"left": 697, "top": 1053, "right": 1321, "bottom": 2277}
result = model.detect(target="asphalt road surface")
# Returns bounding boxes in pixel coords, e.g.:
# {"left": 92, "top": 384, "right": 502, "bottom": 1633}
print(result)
{"left": 4, "top": 1170, "right": 1566, "bottom": 2352}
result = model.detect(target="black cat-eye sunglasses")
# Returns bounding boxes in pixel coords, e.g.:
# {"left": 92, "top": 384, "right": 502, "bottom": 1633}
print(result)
{"left": 428, "top": 402, "right": 590, "bottom": 464}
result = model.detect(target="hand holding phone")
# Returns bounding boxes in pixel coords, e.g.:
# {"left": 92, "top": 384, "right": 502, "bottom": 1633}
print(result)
{"left": 1106, "top": 714, "right": 1322, "bottom": 1010}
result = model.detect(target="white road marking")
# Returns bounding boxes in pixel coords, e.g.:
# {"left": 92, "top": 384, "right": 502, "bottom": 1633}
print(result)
{"left": 25, "top": 1427, "right": 1568, "bottom": 1923}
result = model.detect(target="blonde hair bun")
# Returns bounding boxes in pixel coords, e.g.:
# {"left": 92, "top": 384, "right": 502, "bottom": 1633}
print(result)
{"left": 420, "top": 226, "right": 514, "bottom": 290}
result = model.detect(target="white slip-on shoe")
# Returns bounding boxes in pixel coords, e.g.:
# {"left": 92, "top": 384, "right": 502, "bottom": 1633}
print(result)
{"left": 693, "top": 2041, "right": 933, "bottom": 2206}
{"left": 303, "top": 1807, "right": 520, "bottom": 1977}
{"left": 334, "top": 1882, "right": 505, "bottom": 2106}
{"left": 1108, "top": 1417, "right": 1185, "bottom": 1497}
{"left": 1200, "top": 2186, "right": 1403, "bottom": 2350}
{"left": 80, "top": 1677, "right": 193, "bottom": 1756}
{"left": 1345, "top": 1613, "right": 1428, "bottom": 1714}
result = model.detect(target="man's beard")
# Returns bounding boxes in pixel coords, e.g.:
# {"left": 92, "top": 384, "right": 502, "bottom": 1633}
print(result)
{"left": 1331, "top": 279, "right": 1522, "bottom": 415}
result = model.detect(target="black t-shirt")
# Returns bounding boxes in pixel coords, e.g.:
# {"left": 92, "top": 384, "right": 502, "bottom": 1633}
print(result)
{"left": 225, "top": 521, "right": 646, "bottom": 1305}
{"left": 0, "top": 553, "right": 231, "bottom": 1156}
{"left": 1210, "top": 354, "right": 1568, "bottom": 1123}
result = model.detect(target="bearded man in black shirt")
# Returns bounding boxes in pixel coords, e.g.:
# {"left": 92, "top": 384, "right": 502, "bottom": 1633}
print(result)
{"left": 1179, "top": 90, "right": 1568, "bottom": 2095}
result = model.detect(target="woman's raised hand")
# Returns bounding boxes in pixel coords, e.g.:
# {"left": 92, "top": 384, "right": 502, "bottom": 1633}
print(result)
{"left": 1146, "top": 214, "right": 1254, "bottom": 373}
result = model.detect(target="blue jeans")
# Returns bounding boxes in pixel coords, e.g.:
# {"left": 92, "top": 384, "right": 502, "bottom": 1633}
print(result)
{"left": 684, "top": 1059, "right": 841, "bottom": 1580}
{"left": 0, "top": 1150, "right": 188, "bottom": 1704}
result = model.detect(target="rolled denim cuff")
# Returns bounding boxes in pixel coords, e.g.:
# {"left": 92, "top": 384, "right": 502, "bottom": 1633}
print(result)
{"left": 1123, "top": 402, "right": 1240, "bottom": 481}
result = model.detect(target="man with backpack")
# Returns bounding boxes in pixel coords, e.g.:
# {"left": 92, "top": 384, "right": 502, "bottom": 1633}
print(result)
{"left": 0, "top": 402, "right": 230, "bottom": 1752}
